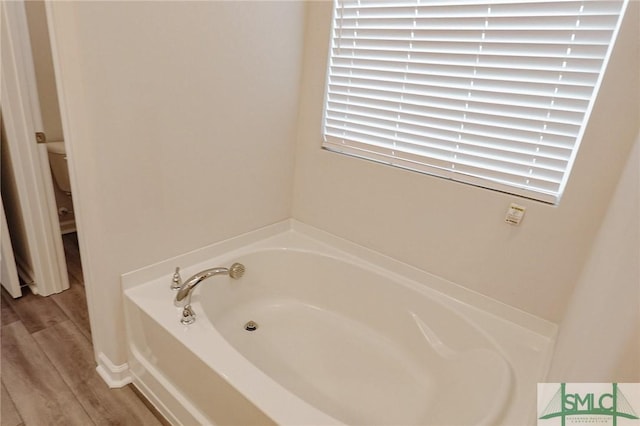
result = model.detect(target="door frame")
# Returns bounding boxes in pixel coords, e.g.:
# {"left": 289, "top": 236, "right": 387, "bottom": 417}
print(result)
{"left": 1, "top": 194, "right": 21, "bottom": 297}
{"left": 1, "top": 0, "right": 69, "bottom": 296}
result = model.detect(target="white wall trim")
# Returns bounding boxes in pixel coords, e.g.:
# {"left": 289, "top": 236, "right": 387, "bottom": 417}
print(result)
{"left": 95, "top": 352, "right": 132, "bottom": 388}
{"left": 45, "top": 1, "right": 110, "bottom": 368}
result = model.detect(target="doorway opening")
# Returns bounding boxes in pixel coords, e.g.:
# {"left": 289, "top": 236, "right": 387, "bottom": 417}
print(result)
{"left": 1, "top": 0, "right": 81, "bottom": 300}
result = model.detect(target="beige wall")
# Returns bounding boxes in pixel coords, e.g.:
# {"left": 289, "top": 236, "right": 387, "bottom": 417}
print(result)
{"left": 48, "top": 1, "right": 305, "bottom": 366}
{"left": 49, "top": 0, "right": 638, "bottom": 377}
{"left": 292, "top": 1, "right": 639, "bottom": 323}
{"left": 548, "top": 134, "right": 639, "bottom": 382}
{"left": 24, "top": 0, "right": 63, "bottom": 142}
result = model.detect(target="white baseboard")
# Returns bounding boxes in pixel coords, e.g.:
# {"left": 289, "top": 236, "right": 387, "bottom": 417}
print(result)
{"left": 96, "top": 352, "right": 132, "bottom": 388}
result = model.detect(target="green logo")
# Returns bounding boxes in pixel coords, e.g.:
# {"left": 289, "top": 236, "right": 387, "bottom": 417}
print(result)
{"left": 539, "top": 383, "right": 639, "bottom": 425}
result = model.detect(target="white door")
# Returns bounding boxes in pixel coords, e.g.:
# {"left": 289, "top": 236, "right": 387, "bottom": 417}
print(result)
{"left": 1, "top": 196, "right": 21, "bottom": 297}
{"left": 1, "top": 0, "right": 69, "bottom": 296}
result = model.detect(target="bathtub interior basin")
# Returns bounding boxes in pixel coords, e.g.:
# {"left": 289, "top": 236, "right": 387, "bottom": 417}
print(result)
{"left": 122, "top": 219, "right": 557, "bottom": 426}
{"left": 201, "top": 250, "right": 512, "bottom": 425}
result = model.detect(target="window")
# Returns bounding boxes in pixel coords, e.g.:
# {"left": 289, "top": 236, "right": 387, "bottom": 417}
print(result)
{"left": 322, "top": 0, "right": 627, "bottom": 204}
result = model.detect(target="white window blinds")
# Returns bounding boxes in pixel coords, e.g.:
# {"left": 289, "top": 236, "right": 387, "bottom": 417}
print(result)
{"left": 322, "top": 0, "right": 627, "bottom": 204}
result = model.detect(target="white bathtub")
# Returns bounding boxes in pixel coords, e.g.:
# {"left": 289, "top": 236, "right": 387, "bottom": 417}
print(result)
{"left": 123, "top": 220, "right": 557, "bottom": 425}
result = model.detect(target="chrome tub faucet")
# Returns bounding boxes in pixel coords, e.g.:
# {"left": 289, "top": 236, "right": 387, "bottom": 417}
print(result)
{"left": 171, "top": 262, "right": 245, "bottom": 324}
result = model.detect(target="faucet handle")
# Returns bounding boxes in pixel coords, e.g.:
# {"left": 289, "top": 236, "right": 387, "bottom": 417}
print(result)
{"left": 171, "top": 267, "right": 182, "bottom": 290}
{"left": 181, "top": 304, "right": 196, "bottom": 325}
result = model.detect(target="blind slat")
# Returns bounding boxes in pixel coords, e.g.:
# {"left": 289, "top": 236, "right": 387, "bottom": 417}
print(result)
{"left": 323, "top": 0, "right": 627, "bottom": 203}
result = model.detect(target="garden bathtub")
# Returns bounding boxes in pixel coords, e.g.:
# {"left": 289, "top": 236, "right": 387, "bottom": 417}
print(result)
{"left": 123, "top": 220, "right": 556, "bottom": 425}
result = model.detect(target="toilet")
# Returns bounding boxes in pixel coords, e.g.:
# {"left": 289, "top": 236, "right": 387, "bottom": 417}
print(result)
{"left": 46, "top": 141, "right": 76, "bottom": 234}
{"left": 46, "top": 141, "right": 71, "bottom": 194}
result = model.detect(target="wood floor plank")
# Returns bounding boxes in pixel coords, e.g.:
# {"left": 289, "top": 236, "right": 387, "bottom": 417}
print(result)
{"left": 0, "top": 290, "right": 20, "bottom": 326}
{"left": 2, "top": 232, "right": 165, "bottom": 425}
{"left": 50, "top": 282, "right": 92, "bottom": 340}
{"left": 1, "top": 381, "right": 23, "bottom": 426}
{"left": 32, "top": 320, "right": 163, "bottom": 426}
{"left": 1, "top": 321, "right": 92, "bottom": 426}
{"left": 128, "top": 385, "right": 172, "bottom": 426}
{"left": 2, "top": 289, "right": 68, "bottom": 334}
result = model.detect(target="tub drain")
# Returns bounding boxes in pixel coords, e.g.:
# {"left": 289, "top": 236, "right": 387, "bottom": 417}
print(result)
{"left": 244, "top": 321, "right": 258, "bottom": 331}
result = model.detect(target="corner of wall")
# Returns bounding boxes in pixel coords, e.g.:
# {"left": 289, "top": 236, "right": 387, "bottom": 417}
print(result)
{"left": 96, "top": 352, "right": 132, "bottom": 388}
{"left": 547, "top": 133, "right": 640, "bottom": 382}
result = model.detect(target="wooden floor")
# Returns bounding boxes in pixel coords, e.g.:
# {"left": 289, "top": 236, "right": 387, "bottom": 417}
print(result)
{"left": 1, "top": 233, "right": 167, "bottom": 426}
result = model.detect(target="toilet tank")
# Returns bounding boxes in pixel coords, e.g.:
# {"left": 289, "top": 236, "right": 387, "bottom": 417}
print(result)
{"left": 46, "top": 141, "right": 71, "bottom": 193}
